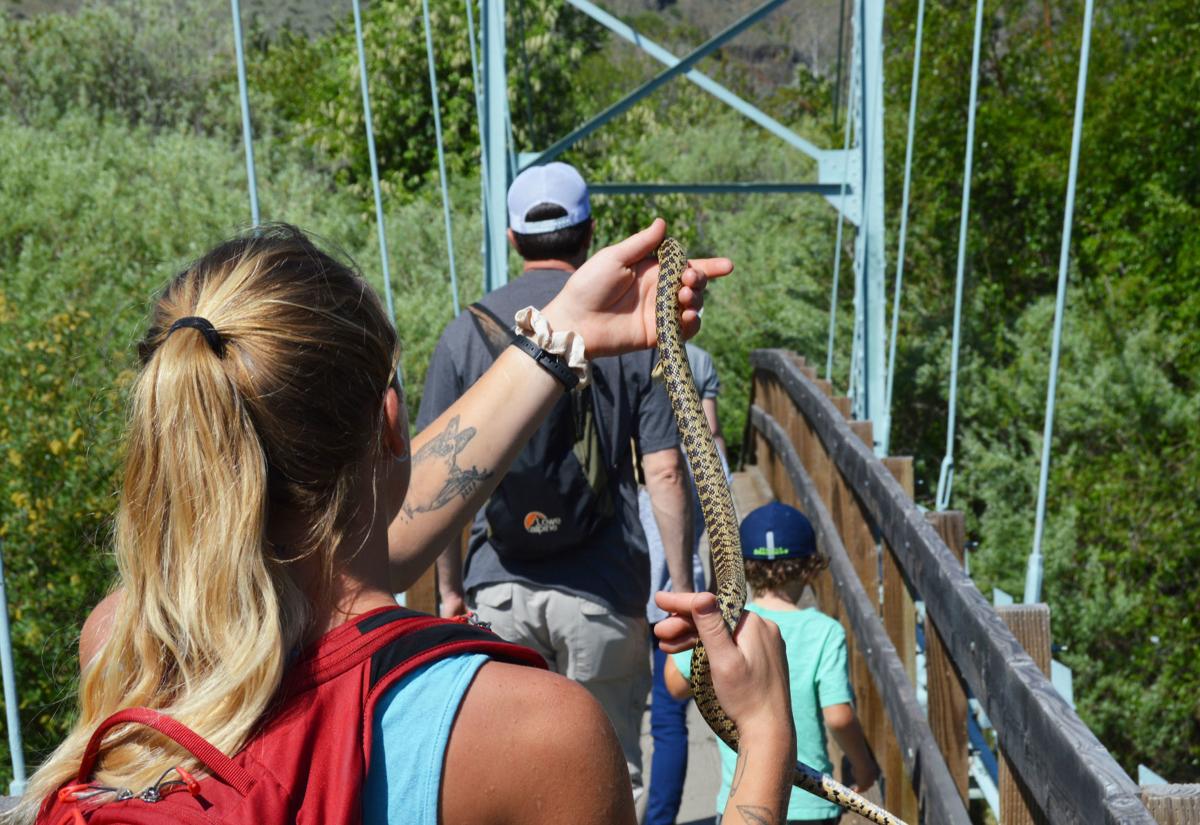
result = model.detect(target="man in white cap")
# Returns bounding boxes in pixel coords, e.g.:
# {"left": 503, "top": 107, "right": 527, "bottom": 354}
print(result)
{"left": 417, "top": 161, "right": 693, "bottom": 809}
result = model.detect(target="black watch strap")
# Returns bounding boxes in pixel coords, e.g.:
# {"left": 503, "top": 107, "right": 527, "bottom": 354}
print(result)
{"left": 509, "top": 335, "right": 579, "bottom": 391}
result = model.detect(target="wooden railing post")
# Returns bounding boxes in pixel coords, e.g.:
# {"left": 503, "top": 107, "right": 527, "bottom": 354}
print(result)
{"left": 882, "top": 456, "right": 919, "bottom": 823}
{"left": 1141, "top": 785, "right": 1200, "bottom": 824}
{"left": 924, "top": 510, "right": 970, "bottom": 804}
{"left": 405, "top": 560, "right": 438, "bottom": 615}
{"left": 997, "top": 604, "right": 1052, "bottom": 825}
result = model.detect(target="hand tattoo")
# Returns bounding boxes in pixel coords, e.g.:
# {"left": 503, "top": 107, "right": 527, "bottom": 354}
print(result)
{"left": 402, "top": 416, "right": 493, "bottom": 518}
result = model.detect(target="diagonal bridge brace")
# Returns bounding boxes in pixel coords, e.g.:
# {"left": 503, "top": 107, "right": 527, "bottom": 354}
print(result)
{"left": 563, "top": 0, "right": 823, "bottom": 162}
{"left": 521, "top": 0, "right": 792, "bottom": 170}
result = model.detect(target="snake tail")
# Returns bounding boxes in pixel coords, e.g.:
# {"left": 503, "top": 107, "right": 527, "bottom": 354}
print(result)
{"left": 654, "top": 238, "right": 909, "bottom": 825}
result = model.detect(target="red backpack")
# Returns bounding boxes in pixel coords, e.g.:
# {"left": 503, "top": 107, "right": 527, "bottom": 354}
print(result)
{"left": 37, "top": 607, "right": 546, "bottom": 825}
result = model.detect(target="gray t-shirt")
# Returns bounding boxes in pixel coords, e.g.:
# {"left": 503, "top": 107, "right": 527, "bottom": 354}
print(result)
{"left": 416, "top": 268, "right": 680, "bottom": 616}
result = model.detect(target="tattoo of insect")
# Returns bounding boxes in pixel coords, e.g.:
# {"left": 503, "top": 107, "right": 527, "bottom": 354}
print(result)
{"left": 402, "top": 416, "right": 493, "bottom": 518}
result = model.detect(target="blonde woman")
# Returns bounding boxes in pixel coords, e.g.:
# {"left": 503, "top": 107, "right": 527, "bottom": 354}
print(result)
{"left": 13, "top": 220, "right": 797, "bottom": 825}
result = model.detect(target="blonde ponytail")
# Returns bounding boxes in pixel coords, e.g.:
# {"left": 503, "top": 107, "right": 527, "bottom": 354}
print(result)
{"left": 10, "top": 226, "right": 398, "bottom": 820}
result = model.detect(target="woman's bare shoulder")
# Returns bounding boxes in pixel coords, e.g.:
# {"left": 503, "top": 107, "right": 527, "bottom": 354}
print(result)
{"left": 440, "top": 660, "right": 635, "bottom": 825}
{"left": 80, "top": 589, "right": 123, "bottom": 669}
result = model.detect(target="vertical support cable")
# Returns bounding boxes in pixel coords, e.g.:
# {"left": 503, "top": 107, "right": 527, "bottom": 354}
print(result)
{"left": 230, "top": 0, "right": 259, "bottom": 226}
{"left": 1026, "top": 0, "right": 1095, "bottom": 604}
{"left": 465, "top": 0, "right": 490, "bottom": 264}
{"left": 422, "top": 0, "right": 461, "bottom": 317}
{"left": 832, "top": 0, "right": 847, "bottom": 128}
{"left": 825, "top": 17, "right": 858, "bottom": 381}
{"left": 935, "top": 0, "right": 985, "bottom": 511}
{"left": 0, "top": 543, "right": 25, "bottom": 795}
{"left": 513, "top": 0, "right": 538, "bottom": 145}
{"left": 352, "top": 0, "right": 397, "bottom": 328}
{"left": 881, "top": 0, "right": 926, "bottom": 457}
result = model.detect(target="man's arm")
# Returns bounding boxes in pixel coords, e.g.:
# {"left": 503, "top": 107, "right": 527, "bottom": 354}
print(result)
{"left": 701, "top": 396, "right": 727, "bottom": 461}
{"left": 436, "top": 538, "right": 468, "bottom": 618}
{"left": 642, "top": 447, "right": 694, "bottom": 595}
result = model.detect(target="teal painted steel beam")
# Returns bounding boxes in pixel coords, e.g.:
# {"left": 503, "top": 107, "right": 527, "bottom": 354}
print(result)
{"left": 850, "top": 0, "right": 887, "bottom": 452}
{"left": 564, "top": 0, "right": 821, "bottom": 163}
{"left": 523, "top": 0, "right": 791, "bottom": 169}
{"left": 482, "top": 0, "right": 510, "bottom": 293}
{"left": 590, "top": 182, "right": 845, "bottom": 196}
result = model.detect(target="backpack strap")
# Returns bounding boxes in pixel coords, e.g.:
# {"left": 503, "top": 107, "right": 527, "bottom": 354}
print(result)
{"left": 77, "top": 707, "right": 255, "bottom": 795}
{"left": 284, "top": 607, "right": 546, "bottom": 697}
{"left": 361, "top": 611, "right": 548, "bottom": 703}
{"left": 466, "top": 302, "right": 517, "bottom": 358}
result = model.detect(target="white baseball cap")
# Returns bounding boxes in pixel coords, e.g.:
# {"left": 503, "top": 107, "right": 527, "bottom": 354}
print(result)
{"left": 507, "top": 162, "right": 591, "bottom": 234}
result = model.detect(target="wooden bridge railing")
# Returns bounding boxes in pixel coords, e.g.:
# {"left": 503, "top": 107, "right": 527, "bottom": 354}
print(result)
{"left": 745, "top": 349, "right": 1159, "bottom": 825}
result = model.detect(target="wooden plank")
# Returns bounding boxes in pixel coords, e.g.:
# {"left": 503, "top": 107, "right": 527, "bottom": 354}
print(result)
{"left": 748, "top": 349, "right": 1153, "bottom": 825}
{"left": 750, "top": 405, "right": 970, "bottom": 825}
{"left": 797, "top": 390, "right": 840, "bottom": 621}
{"left": 1141, "top": 785, "right": 1200, "bottom": 825}
{"left": 844, "top": 421, "right": 884, "bottom": 757}
{"left": 998, "top": 604, "right": 1053, "bottom": 825}
{"left": 832, "top": 395, "right": 852, "bottom": 418}
{"left": 924, "top": 511, "right": 970, "bottom": 805}
{"left": 882, "top": 456, "right": 919, "bottom": 824}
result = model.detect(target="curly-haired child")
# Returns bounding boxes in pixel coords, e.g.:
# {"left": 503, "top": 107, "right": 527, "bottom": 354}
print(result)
{"left": 666, "top": 501, "right": 878, "bottom": 825}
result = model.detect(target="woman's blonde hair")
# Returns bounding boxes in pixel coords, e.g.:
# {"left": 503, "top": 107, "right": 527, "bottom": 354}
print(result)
{"left": 11, "top": 225, "right": 398, "bottom": 820}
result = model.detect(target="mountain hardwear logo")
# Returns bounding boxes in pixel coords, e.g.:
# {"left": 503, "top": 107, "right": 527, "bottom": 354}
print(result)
{"left": 523, "top": 511, "right": 562, "bottom": 534}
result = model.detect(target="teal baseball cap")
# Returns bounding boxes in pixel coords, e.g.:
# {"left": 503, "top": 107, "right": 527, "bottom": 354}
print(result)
{"left": 739, "top": 502, "right": 817, "bottom": 561}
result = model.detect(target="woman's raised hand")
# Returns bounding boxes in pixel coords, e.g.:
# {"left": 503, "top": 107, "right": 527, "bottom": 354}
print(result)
{"left": 541, "top": 218, "right": 733, "bottom": 359}
{"left": 654, "top": 591, "right": 795, "bottom": 749}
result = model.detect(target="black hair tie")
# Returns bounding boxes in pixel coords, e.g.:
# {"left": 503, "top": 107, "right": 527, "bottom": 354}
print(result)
{"left": 168, "top": 316, "right": 226, "bottom": 358}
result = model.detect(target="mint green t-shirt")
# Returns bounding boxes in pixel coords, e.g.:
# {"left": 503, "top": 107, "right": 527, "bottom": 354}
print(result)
{"left": 673, "top": 604, "right": 852, "bottom": 821}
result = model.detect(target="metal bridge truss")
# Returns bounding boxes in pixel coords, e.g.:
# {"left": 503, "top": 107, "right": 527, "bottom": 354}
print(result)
{"left": 479, "top": 0, "right": 890, "bottom": 449}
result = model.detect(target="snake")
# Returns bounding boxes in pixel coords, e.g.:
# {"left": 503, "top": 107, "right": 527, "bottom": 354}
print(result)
{"left": 654, "top": 237, "right": 908, "bottom": 825}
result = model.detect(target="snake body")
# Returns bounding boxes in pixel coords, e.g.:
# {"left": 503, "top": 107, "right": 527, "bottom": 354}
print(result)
{"left": 654, "top": 238, "right": 907, "bottom": 825}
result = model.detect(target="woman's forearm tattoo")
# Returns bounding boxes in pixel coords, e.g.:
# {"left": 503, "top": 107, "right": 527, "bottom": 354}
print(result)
{"left": 402, "top": 416, "right": 493, "bottom": 518}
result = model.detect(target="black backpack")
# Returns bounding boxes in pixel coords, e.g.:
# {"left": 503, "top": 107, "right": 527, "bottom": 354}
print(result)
{"left": 467, "top": 302, "right": 618, "bottom": 560}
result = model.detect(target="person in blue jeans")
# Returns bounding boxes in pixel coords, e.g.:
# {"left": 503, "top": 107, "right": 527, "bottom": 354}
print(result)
{"left": 666, "top": 501, "right": 879, "bottom": 825}
{"left": 639, "top": 342, "right": 727, "bottom": 825}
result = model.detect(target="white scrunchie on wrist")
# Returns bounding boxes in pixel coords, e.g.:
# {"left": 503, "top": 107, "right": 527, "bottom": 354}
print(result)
{"left": 513, "top": 306, "right": 590, "bottom": 389}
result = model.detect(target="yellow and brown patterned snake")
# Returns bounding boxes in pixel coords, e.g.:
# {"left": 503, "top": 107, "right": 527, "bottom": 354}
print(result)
{"left": 654, "top": 237, "right": 908, "bottom": 825}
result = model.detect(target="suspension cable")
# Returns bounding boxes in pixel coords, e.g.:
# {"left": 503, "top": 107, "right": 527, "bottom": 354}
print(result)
{"left": 422, "top": 0, "right": 462, "bottom": 317}
{"left": 229, "top": 0, "right": 259, "bottom": 225}
{"left": 1026, "top": 0, "right": 1095, "bottom": 604}
{"left": 935, "top": 0, "right": 985, "bottom": 511}
{"left": 0, "top": 542, "right": 26, "bottom": 795}
{"left": 352, "top": 0, "right": 397, "bottom": 329}
{"left": 825, "top": 16, "right": 859, "bottom": 381}
{"left": 465, "top": 0, "right": 490, "bottom": 259}
{"left": 880, "top": 0, "right": 927, "bottom": 457}
{"left": 832, "top": 0, "right": 847, "bottom": 128}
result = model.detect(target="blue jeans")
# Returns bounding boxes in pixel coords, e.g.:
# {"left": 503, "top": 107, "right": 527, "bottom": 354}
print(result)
{"left": 646, "top": 641, "right": 690, "bottom": 825}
